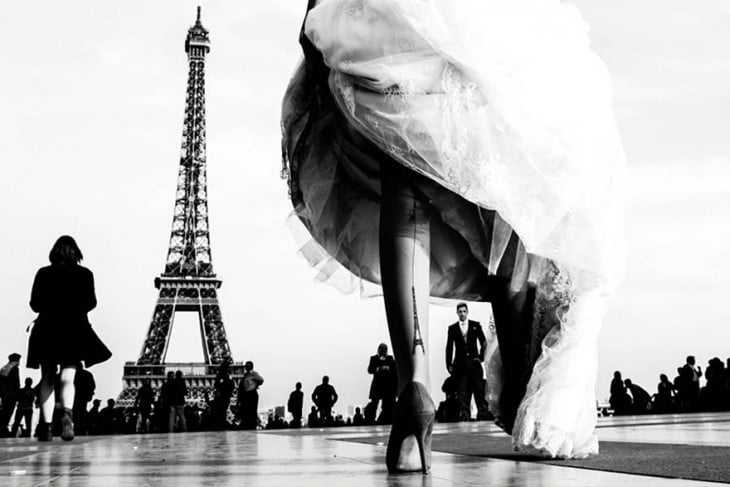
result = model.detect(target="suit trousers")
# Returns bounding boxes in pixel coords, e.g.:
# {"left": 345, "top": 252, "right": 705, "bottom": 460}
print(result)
{"left": 238, "top": 390, "right": 259, "bottom": 430}
{"left": 455, "top": 359, "right": 489, "bottom": 419}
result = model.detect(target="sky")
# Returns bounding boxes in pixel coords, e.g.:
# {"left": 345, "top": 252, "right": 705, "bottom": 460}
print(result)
{"left": 1, "top": 1, "right": 729, "bottom": 417}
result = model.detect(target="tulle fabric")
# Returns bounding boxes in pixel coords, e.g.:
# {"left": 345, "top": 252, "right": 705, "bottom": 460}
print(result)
{"left": 304, "top": 0, "right": 625, "bottom": 288}
{"left": 285, "top": 0, "right": 625, "bottom": 459}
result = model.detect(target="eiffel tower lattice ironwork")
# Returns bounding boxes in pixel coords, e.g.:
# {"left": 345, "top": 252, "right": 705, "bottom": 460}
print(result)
{"left": 118, "top": 7, "right": 244, "bottom": 408}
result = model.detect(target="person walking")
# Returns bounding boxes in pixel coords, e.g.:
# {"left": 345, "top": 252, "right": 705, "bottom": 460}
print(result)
{"left": 311, "top": 376, "right": 338, "bottom": 424}
{"left": 236, "top": 361, "right": 264, "bottom": 430}
{"left": 27, "top": 236, "right": 111, "bottom": 441}
{"left": 287, "top": 382, "right": 304, "bottom": 428}
{"left": 0, "top": 353, "right": 22, "bottom": 437}
{"left": 10, "top": 378, "right": 35, "bottom": 437}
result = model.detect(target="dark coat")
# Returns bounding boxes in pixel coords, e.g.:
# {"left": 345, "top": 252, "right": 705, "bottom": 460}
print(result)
{"left": 445, "top": 320, "right": 486, "bottom": 374}
{"left": 312, "top": 383, "right": 338, "bottom": 409}
{"left": 0, "top": 363, "right": 20, "bottom": 400}
{"left": 288, "top": 390, "right": 304, "bottom": 415}
{"left": 367, "top": 354, "right": 397, "bottom": 400}
{"left": 27, "top": 265, "right": 111, "bottom": 369}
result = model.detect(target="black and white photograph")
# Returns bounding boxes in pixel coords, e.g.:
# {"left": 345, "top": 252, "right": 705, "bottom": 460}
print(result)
{"left": 1, "top": 0, "right": 729, "bottom": 485}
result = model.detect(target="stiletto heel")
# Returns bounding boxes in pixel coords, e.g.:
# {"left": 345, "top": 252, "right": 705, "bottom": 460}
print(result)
{"left": 386, "top": 382, "right": 435, "bottom": 474}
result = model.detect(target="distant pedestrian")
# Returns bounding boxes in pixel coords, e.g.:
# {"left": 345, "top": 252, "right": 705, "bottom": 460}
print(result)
{"left": 168, "top": 370, "right": 188, "bottom": 432}
{"left": 609, "top": 371, "right": 631, "bottom": 415}
{"left": 73, "top": 364, "right": 96, "bottom": 435}
{"left": 87, "top": 399, "right": 102, "bottom": 435}
{"left": 211, "top": 360, "right": 234, "bottom": 430}
{"left": 307, "top": 406, "right": 319, "bottom": 428}
{"left": 10, "top": 378, "right": 35, "bottom": 437}
{"left": 0, "top": 353, "right": 21, "bottom": 437}
{"left": 27, "top": 236, "right": 111, "bottom": 441}
{"left": 653, "top": 374, "right": 675, "bottom": 413}
{"left": 135, "top": 378, "right": 155, "bottom": 433}
{"left": 366, "top": 343, "right": 397, "bottom": 424}
{"left": 681, "top": 355, "right": 702, "bottom": 411}
{"left": 287, "top": 382, "right": 304, "bottom": 428}
{"left": 312, "top": 376, "right": 338, "bottom": 424}
{"left": 236, "top": 361, "right": 264, "bottom": 430}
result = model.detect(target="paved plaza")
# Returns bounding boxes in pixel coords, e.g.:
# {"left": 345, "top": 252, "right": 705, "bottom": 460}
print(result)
{"left": 1, "top": 413, "right": 729, "bottom": 486}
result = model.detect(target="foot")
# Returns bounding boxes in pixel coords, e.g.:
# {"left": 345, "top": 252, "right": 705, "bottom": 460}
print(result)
{"left": 386, "top": 382, "right": 435, "bottom": 474}
{"left": 37, "top": 422, "right": 52, "bottom": 442}
{"left": 61, "top": 408, "right": 74, "bottom": 441}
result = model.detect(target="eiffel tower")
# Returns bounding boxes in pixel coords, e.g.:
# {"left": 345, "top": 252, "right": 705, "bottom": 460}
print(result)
{"left": 117, "top": 7, "right": 244, "bottom": 408}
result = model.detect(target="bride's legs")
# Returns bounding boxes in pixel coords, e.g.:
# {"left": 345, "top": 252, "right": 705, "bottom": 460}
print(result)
{"left": 379, "top": 162, "right": 434, "bottom": 473}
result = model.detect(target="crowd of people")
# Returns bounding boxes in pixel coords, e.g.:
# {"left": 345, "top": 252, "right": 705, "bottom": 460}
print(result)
{"left": 610, "top": 355, "right": 730, "bottom": 415}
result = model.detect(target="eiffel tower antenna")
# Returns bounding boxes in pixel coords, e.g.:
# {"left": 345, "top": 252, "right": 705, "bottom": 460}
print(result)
{"left": 118, "top": 8, "right": 244, "bottom": 407}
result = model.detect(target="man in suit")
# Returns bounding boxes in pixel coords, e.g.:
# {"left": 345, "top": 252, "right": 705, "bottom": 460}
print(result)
{"left": 445, "top": 303, "right": 489, "bottom": 421}
{"left": 366, "top": 343, "right": 397, "bottom": 424}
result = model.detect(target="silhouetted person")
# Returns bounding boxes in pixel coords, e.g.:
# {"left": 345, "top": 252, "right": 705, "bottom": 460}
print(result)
{"left": 436, "top": 375, "right": 462, "bottom": 423}
{"left": 625, "top": 379, "right": 650, "bottom": 414}
{"left": 367, "top": 343, "right": 397, "bottom": 424}
{"left": 353, "top": 407, "right": 365, "bottom": 426}
{"left": 445, "top": 303, "right": 489, "bottom": 420}
{"left": 307, "top": 406, "right": 319, "bottom": 428}
{"left": 609, "top": 371, "right": 631, "bottom": 415}
{"left": 87, "top": 399, "right": 101, "bottom": 435}
{"left": 681, "top": 355, "right": 702, "bottom": 411}
{"left": 653, "top": 374, "right": 675, "bottom": 413}
{"left": 0, "top": 353, "right": 21, "bottom": 437}
{"left": 11, "top": 378, "right": 35, "bottom": 437}
{"left": 28, "top": 236, "right": 112, "bottom": 442}
{"left": 211, "top": 360, "right": 234, "bottom": 430}
{"left": 99, "top": 399, "right": 117, "bottom": 434}
{"left": 135, "top": 378, "right": 155, "bottom": 433}
{"left": 312, "top": 376, "right": 338, "bottom": 424}
{"left": 168, "top": 370, "right": 188, "bottom": 432}
{"left": 236, "top": 361, "right": 264, "bottom": 430}
{"left": 702, "top": 357, "right": 725, "bottom": 411}
{"left": 73, "top": 364, "right": 95, "bottom": 435}
{"left": 287, "top": 382, "right": 304, "bottom": 428}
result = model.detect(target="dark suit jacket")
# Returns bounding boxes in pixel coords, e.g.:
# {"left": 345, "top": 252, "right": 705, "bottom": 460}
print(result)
{"left": 446, "top": 320, "right": 486, "bottom": 373}
{"left": 367, "top": 354, "right": 397, "bottom": 399}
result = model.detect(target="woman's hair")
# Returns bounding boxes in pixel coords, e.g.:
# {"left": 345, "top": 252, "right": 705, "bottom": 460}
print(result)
{"left": 49, "top": 235, "right": 83, "bottom": 265}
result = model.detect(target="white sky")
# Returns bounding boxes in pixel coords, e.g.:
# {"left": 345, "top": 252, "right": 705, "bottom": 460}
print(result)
{"left": 1, "top": 1, "right": 729, "bottom": 415}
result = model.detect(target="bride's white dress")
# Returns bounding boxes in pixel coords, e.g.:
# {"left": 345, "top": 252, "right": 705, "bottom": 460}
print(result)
{"left": 286, "top": 0, "right": 625, "bottom": 459}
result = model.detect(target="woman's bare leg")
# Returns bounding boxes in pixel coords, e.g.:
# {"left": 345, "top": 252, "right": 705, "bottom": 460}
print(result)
{"left": 59, "top": 366, "right": 77, "bottom": 410}
{"left": 380, "top": 163, "right": 431, "bottom": 393}
{"left": 38, "top": 365, "right": 56, "bottom": 423}
{"left": 380, "top": 162, "right": 434, "bottom": 472}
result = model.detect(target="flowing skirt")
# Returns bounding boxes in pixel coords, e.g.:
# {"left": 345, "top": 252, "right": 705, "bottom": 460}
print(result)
{"left": 282, "top": 0, "right": 625, "bottom": 458}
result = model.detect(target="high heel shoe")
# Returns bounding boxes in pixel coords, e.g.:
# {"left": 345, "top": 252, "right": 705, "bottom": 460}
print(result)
{"left": 386, "top": 381, "right": 435, "bottom": 474}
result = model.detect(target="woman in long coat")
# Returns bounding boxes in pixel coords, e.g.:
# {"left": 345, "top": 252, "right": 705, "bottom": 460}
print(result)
{"left": 28, "top": 235, "right": 111, "bottom": 441}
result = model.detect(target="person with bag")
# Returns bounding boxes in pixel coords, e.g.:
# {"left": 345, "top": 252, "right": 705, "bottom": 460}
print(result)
{"left": 27, "top": 235, "right": 112, "bottom": 442}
